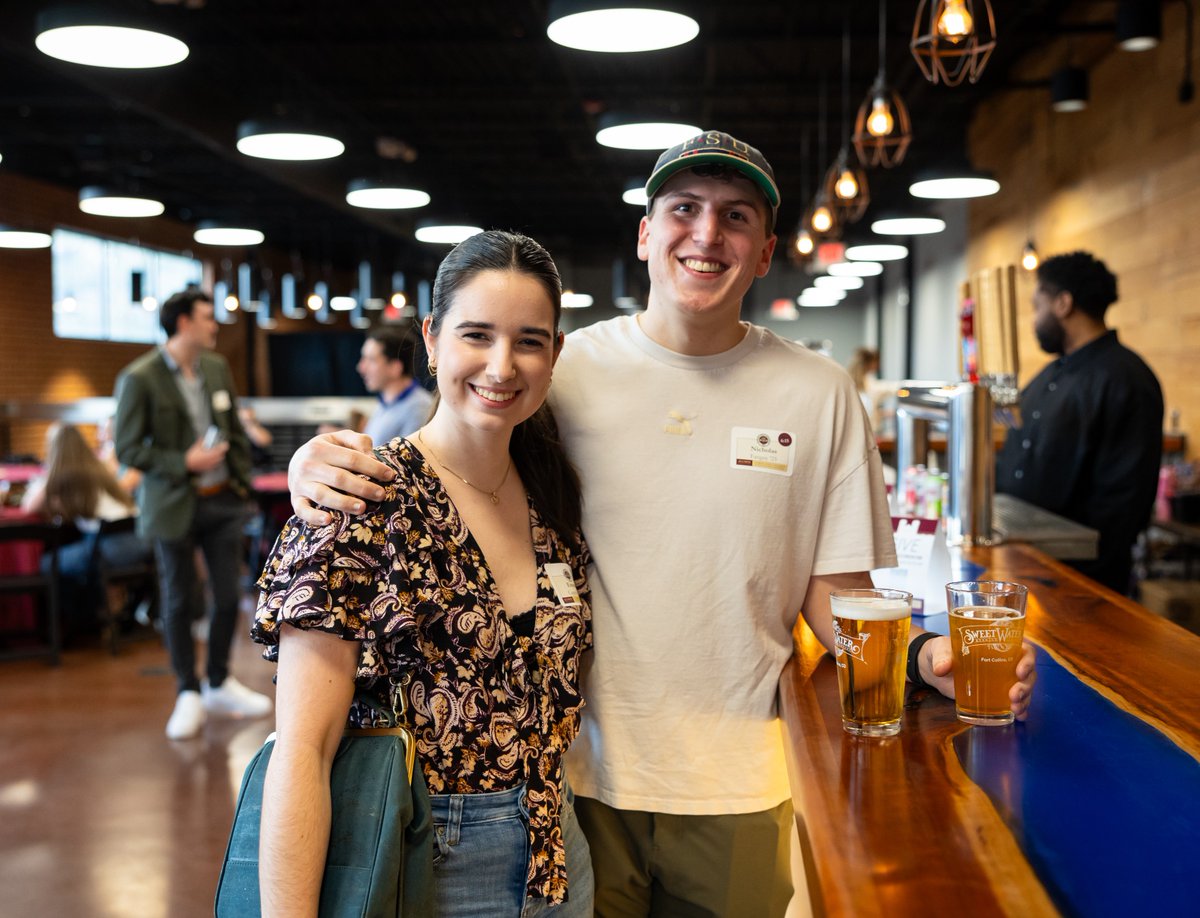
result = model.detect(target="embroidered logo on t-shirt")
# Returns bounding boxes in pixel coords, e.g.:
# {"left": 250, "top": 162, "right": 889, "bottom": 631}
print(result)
{"left": 664, "top": 410, "right": 696, "bottom": 436}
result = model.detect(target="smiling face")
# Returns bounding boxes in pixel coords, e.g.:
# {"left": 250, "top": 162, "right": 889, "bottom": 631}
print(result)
{"left": 638, "top": 169, "right": 777, "bottom": 328}
{"left": 422, "top": 269, "right": 561, "bottom": 437}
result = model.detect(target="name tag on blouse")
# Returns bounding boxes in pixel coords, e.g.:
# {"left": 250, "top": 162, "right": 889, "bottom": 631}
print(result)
{"left": 546, "top": 563, "right": 582, "bottom": 607}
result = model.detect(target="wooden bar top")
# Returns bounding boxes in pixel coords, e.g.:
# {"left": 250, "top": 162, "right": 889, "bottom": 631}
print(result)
{"left": 781, "top": 543, "right": 1200, "bottom": 917}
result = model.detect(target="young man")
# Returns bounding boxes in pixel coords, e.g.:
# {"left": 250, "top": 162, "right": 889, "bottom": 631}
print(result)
{"left": 996, "top": 251, "right": 1163, "bottom": 594}
{"left": 356, "top": 326, "right": 433, "bottom": 445}
{"left": 283, "top": 132, "right": 1036, "bottom": 915}
{"left": 114, "top": 288, "right": 272, "bottom": 740}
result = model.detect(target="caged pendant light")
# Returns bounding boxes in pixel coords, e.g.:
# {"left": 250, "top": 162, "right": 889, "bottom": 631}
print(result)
{"left": 854, "top": 0, "right": 912, "bottom": 168}
{"left": 803, "top": 88, "right": 841, "bottom": 239}
{"left": 824, "top": 18, "right": 869, "bottom": 224}
{"left": 911, "top": 0, "right": 997, "bottom": 86}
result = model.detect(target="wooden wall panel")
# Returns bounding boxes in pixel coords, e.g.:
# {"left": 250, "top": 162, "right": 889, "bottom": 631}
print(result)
{"left": 967, "top": 2, "right": 1200, "bottom": 456}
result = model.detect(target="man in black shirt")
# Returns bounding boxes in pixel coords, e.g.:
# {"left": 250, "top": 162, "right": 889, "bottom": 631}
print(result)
{"left": 996, "top": 251, "right": 1163, "bottom": 594}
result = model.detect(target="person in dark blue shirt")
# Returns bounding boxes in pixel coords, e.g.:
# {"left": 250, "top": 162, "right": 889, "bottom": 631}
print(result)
{"left": 996, "top": 251, "right": 1163, "bottom": 595}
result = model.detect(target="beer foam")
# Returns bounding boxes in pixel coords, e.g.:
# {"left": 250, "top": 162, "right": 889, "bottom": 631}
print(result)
{"left": 830, "top": 597, "right": 910, "bottom": 621}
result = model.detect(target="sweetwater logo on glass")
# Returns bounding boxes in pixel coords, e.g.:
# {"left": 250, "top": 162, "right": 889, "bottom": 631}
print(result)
{"left": 833, "top": 619, "right": 870, "bottom": 664}
{"left": 957, "top": 624, "right": 1022, "bottom": 656}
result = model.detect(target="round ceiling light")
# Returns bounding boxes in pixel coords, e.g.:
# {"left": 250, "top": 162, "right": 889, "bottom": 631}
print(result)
{"left": 909, "top": 174, "right": 999, "bottom": 200}
{"left": 193, "top": 223, "right": 265, "bottom": 246}
{"left": 236, "top": 121, "right": 345, "bottom": 161}
{"left": 622, "top": 180, "right": 649, "bottom": 207}
{"left": 845, "top": 243, "right": 909, "bottom": 261}
{"left": 814, "top": 275, "right": 865, "bottom": 291}
{"left": 797, "top": 288, "right": 844, "bottom": 308}
{"left": 595, "top": 120, "right": 701, "bottom": 150}
{"left": 0, "top": 227, "right": 53, "bottom": 249}
{"left": 345, "top": 180, "right": 430, "bottom": 210}
{"left": 562, "top": 291, "right": 594, "bottom": 308}
{"left": 547, "top": 3, "right": 699, "bottom": 52}
{"left": 870, "top": 216, "right": 947, "bottom": 235}
{"left": 415, "top": 223, "right": 484, "bottom": 245}
{"left": 78, "top": 187, "right": 165, "bottom": 218}
{"left": 35, "top": 13, "right": 189, "bottom": 69}
{"left": 827, "top": 261, "right": 884, "bottom": 277}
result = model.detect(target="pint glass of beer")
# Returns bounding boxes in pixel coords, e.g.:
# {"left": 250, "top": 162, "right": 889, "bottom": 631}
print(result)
{"left": 946, "top": 581, "right": 1028, "bottom": 726}
{"left": 830, "top": 588, "right": 913, "bottom": 737}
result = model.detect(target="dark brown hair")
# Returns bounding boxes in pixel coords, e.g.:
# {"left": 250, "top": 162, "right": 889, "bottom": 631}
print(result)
{"left": 42, "top": 423, "right": 135, "bottom": 520}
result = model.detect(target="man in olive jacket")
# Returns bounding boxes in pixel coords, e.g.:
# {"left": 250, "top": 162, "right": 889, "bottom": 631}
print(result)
{"left": 115, "top": 287, "right": 272, "bottom": 740}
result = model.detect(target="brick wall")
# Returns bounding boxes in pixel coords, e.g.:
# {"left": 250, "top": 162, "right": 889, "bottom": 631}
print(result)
{"left": 0, "top": 170, "right": 358, "bottom": 458}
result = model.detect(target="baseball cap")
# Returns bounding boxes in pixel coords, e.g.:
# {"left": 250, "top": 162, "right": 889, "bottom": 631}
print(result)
{"left": 644, "top": 130, "right": 780, "bottom": 221}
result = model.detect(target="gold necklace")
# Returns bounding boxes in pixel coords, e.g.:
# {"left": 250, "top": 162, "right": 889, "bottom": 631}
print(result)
{"left": 417, "top": 430, "right": 512, "bottom": 505}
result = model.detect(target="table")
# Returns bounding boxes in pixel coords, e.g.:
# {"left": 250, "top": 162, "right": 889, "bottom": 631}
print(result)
{"left": 0, "top": 464, "right": 42, "bottom": 507}
{"left": 0, "top": 509, "right": 47, "bottom": 631}
{"left": 249, "top": 472, "right": 293, "bottom": 577}
{"left": 781, "top": 542, "right": 1199, "bottom": 917}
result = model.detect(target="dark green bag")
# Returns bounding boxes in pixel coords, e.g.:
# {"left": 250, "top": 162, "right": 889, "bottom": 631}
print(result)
{"left": 215, "top": 700, "right": 435, "bottom": 917}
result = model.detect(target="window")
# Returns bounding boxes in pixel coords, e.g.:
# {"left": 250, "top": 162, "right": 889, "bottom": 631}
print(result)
{"left": 51, "top": 228, "right": 203, "bottom": 343}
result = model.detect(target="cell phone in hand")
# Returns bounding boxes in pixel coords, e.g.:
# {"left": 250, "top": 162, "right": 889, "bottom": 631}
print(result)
{"left": 203, "top": 425, "right": 225, "bottom": 449}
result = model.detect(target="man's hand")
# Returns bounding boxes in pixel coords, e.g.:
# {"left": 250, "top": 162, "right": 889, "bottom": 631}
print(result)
{"left": 287, "top": 430, "right": 395, "bottom": 526}
{"left": 185, "top": 438, "right": 229, "bottom": 473}
{"left": 921, "top": 636, "right": 1038, "bottom": 721}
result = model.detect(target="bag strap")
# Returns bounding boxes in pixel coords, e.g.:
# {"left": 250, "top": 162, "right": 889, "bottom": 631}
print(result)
{"left": 345, "top": 676, "right": 415, "bottom": 779}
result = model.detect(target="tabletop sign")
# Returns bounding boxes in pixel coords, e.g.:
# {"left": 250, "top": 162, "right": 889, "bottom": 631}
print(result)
{"left": 871, "top": 516, "right": 953, "bottom": 616}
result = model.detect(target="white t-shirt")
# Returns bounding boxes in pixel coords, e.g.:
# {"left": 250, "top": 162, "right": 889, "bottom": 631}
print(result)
{"left": 551, "top": 317, "right": 896, "bottom": 815}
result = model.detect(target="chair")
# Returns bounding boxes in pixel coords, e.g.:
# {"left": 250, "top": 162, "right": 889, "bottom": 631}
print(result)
{"left": 91, "top": 517, "right": 158, "bottom": 656}
{"left": 0, "top": 521, "right": 66, "bottom": 665}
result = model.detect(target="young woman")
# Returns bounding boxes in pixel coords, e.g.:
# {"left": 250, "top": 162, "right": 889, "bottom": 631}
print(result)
{"left": 22, "top": 423, "right": 151, "bottom": 628}
{"left": 254, "top": 231, "right": 593, "bottom": 916}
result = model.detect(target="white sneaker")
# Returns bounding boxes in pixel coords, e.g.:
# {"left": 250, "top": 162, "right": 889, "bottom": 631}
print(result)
{"left": 203, "top": 676, "right": 273, "bottom": 719}
{"left": 166, "top": 690, "right": 206, "bottom": 740}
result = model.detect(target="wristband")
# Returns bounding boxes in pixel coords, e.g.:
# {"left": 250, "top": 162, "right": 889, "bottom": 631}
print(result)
{"left": 906, "top": 632, "right": 939, "bottom": 688}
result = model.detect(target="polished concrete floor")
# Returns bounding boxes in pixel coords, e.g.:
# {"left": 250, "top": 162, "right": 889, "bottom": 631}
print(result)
{"left": 0, "top": 603, "right": 275, "bottom": 918}
{"left": 0, "top": 604, "right": 815, "bottom": 918}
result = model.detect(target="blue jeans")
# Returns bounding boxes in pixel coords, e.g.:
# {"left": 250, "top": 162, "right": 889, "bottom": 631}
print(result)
{"left": 430, "top": 782, "right": 594, "bottom": 918}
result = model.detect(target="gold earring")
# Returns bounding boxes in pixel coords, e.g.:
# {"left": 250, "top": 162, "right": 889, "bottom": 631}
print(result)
{"left": 428, "top": 361, "right": 437, "bottom": 377}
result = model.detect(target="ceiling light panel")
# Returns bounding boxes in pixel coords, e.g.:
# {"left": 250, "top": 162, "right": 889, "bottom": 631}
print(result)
{"left": 845, "top": 243, "right": 909, "bottom": 261}
{"left": 546, "top": 5, "right": 699, "bottom": 53}
{"left": 78, "top": 187, "right": 165, "bottom": 218}
{"left": 828, "top": 261, "right": 884, "bottom": 277}
{"left": 814, "top": 275, "right": 865, "bottom": 291}
{"left": 909, "top": 176, "right": 999, "bottom": 199}
{"left": 36, "top": 22, "right": 188, "bottom": 69}
{"left": 871, "top": 216, "right": 946, "bottom": 235}
{"left": 237, "top": 121, "right": 345, "bottom": 161}
{"left": 596, "top": 121, "right": 701, "bottom": 150}
{"left": 346, "top": 181, "right": 430, "bottom": 210}
{"left": 193, "top": 225, "right": 265, "bottom": 246}
{"left": 415, "top": 224, "right": 484, "bottom": 244}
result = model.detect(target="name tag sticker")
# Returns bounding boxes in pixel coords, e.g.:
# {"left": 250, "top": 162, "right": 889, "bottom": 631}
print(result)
{"left": 212, "top": 390, "right": 232, "bottom": 413}
{"left": 730, "top": 427, "right": 795, "bottom": 476}
{"left": 546, "top": 563, "right": 582, "bottom": 606}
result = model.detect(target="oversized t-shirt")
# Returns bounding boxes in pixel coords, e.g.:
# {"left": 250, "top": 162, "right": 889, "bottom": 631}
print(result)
{"left": 551, "top": 316, "right": 895, "bottom": 814}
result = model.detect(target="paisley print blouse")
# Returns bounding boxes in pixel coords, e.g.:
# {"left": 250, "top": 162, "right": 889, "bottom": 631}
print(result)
{"left": 253, "top": 439, "right": 592, "bottom": 904}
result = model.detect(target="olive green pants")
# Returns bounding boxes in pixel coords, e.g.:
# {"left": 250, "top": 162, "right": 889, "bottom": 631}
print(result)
{"left": 574, "top": 795, "right": 793, "bottom": 918}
